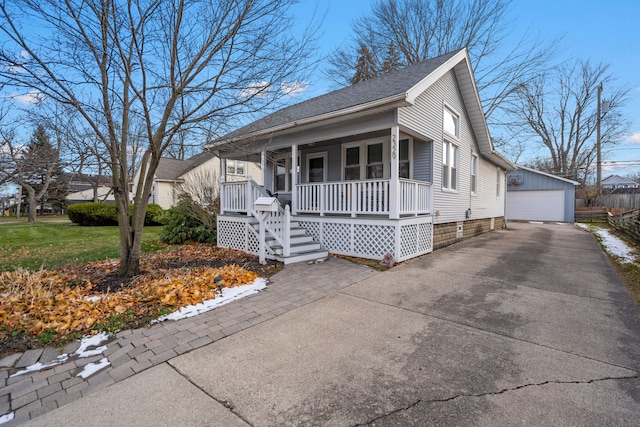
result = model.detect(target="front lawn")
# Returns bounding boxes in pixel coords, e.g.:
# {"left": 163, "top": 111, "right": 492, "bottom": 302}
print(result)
{"left": 0, "top": 222, "right": 165, "bottom": 271}
{"left": 0, "top": 222, "right": 282, "bottom": 357}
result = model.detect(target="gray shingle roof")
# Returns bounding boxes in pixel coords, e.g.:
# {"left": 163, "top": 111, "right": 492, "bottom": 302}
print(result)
{"left": 217, "top": 49, "right": 462, "bottom": 142}
{"left": 155, "top": 152, "right": 215, "bottom": 180}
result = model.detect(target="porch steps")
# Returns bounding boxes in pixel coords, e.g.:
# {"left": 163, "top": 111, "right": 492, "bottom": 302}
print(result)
{"left": 249, "top": 219, "right": 328, "bottom": 264}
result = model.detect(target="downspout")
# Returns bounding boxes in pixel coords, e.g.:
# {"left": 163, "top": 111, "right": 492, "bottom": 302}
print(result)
{"left": 503, "top": 169, "right": 508, "bottom": 229}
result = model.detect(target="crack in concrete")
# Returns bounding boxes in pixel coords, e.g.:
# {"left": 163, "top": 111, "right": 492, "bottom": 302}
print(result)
{"left": 167, "top": 362, "right": 255, "bottom": 426}
{"left": 353, "top": 375, "right": 640, "bottom": 426}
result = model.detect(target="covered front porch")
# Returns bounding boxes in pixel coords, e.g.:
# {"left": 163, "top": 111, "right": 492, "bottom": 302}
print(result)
{"left": 216, "top": 124, "right": 434, "bottom": 263}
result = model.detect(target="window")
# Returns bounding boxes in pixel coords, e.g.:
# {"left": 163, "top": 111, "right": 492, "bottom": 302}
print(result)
{"left": 274, "top": 157, "right": 287, "bottom": 192}
{"left": 471, "top": 154, "right": 478, "bottom": 195}
{"left": 399, "top": 139, "right": 410, "bottom": 179}
{"left": 444, "top": 107, "right": 459, "bottom": 138}
{"left": 344, "top": 146, "right": 360, "bottom": 180}
{"left": 226, "top": 159, "right": 245, "bottom": 175}
{"left": 366, "top": 143, "right": 384, "bottom": 179}
{"left": 307, "top": 152, "right": 327, "bottom": 183}
{"left": 442, "top": 141, "right": 458, "bottom": 191}
{"left": 342, "top": 139, "right": 389, "bottom": 180}
{"left": 496, "top": 168, "right": 501, "bottom": 198}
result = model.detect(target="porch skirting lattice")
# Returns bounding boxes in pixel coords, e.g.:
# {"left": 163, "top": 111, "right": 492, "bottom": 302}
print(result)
{"left": 217, "top": 214, "right": 433, "bottom": 263}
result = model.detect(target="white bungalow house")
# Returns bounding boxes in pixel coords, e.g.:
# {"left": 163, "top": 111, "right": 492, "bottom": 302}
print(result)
{"left": 209, "top": 48, "right": 514, "bottom": 264}
{"left": 130, "top": 152, "right": 262, "bottom": 210}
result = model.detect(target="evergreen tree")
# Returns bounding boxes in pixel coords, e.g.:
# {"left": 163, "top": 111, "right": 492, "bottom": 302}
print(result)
{"left": 20, "top": 125, "right": 66, "bottom": 219}
{"left": 350, "top": 43, "right": 378, "bottom": 85}
{"left": 381, "top": 41, "right": 402, "bottom": 73}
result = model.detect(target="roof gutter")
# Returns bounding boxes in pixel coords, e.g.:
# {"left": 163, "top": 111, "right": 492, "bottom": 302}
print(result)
{"left": 207, "top": 93, "right": 409, "bottom": 148}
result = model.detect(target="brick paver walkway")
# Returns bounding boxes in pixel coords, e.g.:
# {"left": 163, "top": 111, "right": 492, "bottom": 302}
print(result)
{"left": 0, "top": 257, "right": 378, "bottom": 425}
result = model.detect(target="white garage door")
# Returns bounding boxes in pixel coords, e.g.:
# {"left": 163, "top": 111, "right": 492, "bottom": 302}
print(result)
{"left": 507, "top": 190, "right": 565, "bottom": 221}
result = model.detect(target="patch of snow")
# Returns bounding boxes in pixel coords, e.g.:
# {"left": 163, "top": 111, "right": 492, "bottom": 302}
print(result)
{"left": 0, "top": 412, "right": 14, "bottom": 425}
{"left": 74, "top": 332, "right": 110, "bottom": 358}
{"left": 575, "top": 223, "right": 590, "bottom": 230}
{"left": 9, "top": 360, "right": 60, "bottom": 378}
{"left": 528, "top": 221, "right": 544, "bottom": 224}
{"left": 76, "top": 357, "right": 110, "bottom": 379}
{"left": 85, "top": 295, "right": 101, "bottom": 302}
{"left": 153, "top": 278, "right": 268, "bottom": 323}
{"left": 8, "top": 332, "right": 110, "bottom": 377}
{"left": 594, "top": 228, "right": 637, "bottom": 263}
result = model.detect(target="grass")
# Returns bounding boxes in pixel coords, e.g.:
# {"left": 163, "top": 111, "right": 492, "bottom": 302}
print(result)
{"left": 581, "top": 223, "right": 640, "bottom": 305}
{"left": 0, "top": 221, "right": 165, "bottom": 271}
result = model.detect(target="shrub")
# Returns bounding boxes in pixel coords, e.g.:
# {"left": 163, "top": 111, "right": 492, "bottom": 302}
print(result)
{"left": 68, "top": 202, "right": 165, "bottom": 226}
{"left": 159, "top": 195, "right": 216, "bottom": 244}
{"left": 67, "top": 202, "right": 118, "bottom": 226}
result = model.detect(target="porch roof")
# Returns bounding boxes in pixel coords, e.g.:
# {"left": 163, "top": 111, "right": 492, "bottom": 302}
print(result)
{"left": 209, "top": 48, "right": 514, "bottom": 170}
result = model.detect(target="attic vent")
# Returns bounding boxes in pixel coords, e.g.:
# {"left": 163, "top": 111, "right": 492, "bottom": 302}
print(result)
{"left": 507, "top": 174, "right": 523, "bottom": 186}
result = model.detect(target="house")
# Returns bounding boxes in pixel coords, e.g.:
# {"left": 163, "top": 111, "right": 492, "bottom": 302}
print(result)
{"left": 209, "top": 48, "right": 514, "bottom": 264}
{"left": 131, "top": 152, "right": 262, "bottom": 210}
{"left": 602, "top": 174, "right": 639, "bottom": 190}
{"left": 66, "top": 174, "right": 115, "bottom": 205}
{"left": 506, "top": 166, "right": 579, "bottom": 222}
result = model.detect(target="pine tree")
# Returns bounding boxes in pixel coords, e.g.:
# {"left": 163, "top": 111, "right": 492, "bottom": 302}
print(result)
{"left": 381, "top": 41, "right": 402, "bottom": 73}
{"left": 350, "top": 43, "right": 378, "bottom": 85}
{"left": 19, "top": 125, "right": 66, "bottom": 219}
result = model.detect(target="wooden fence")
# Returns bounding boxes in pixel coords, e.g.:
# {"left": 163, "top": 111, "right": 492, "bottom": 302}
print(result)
{"left": 576, "top": 193, "right": 640, "bottom": 210}
{"left": 607, "top": 208, "right": 640, "bottom": 245}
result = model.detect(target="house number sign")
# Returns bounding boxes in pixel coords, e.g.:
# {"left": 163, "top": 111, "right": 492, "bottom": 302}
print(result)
{"left": 391, "top": 135, "right": 397, "bottom": 159}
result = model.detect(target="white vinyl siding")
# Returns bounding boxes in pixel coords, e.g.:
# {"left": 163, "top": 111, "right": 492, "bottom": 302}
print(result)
{"left": 398, "top": 70, "right": 505, "bottom": 223}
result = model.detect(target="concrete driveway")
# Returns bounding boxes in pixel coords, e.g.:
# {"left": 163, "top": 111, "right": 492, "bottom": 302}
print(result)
{"left": 170, "top": 222, "right": 640, "bottom": 425}
{"left": 23, "top": 222, "right": 640, "bottom": 426}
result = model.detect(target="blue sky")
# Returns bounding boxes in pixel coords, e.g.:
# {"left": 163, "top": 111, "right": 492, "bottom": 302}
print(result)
{"left": 292, "top": 0, "right": 640, "bottom": 176}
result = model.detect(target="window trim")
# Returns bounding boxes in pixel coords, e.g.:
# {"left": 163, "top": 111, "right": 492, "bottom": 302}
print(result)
{"left": 442, "top": 140, "right": 459, "bottom": 193}
{"left": 398, "top": 138, "right": 413, "bottom": 179}
{"left": 341, "top": 138, "right": 390, "bottom": 181}
{"left": 271, "top": 153, "right": 300, "bottom": 193}
{"left": 471, "top": 153, "right": 478, "bottom": 196}
{"left": 443, "top": 104, "right": 461, "bottom": 140}
{"left": 496, "top": 167, "right": 502, "bottom": 199}
{"left": 226, "top": 159, "right": 246, "bottom": 176}
{"left": 306, "top": 151, "right": 328, "bottom": 183}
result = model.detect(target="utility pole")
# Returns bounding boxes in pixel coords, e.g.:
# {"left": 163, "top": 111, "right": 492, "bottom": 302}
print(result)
{"left": 596, "top": 82, "right": 602, "bottom": 192}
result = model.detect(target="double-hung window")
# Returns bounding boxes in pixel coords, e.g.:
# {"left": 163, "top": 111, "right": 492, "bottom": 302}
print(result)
{"left": 496, "top": 167, "right": 502, "bottom": 198}
{"left": 344, "top": 146, "right": 360, "bottom": 180}
{"left": 226, "top": 159, "right": 245, "bottom": 176}
{"left": 442, "top": 141, "right": 458, "bottom": 191}
{"left": 399, "top": 139, "right": 410, "bottom": 179}
{"left": 471, "top": 154, "right": 478, "bottom": 195}
{"left": 366, "top": 143, "right": 384, "bottom": 179}
{"left": 444, "top": 107, "right": 460, "bottom": 138}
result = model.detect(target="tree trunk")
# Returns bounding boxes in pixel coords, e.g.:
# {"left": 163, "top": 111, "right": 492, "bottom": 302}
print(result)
{"left": 16, "top": 185, "right": 22, "bottom": 219}
{"left": 25, "top": 185, "right": 37, "bottom": 222}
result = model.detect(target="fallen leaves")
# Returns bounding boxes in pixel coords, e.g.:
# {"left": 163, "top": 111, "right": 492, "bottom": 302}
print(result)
{"left": 0, "top": 244, "right": 272, "bottom": 348}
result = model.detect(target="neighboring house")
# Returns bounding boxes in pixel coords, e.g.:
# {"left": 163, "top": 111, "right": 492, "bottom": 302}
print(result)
{"left": 131, "top": 152, "right": 262, "bottom": 210}
{"left": 506, "top": 166, "right": 579, "bottom": 222}
{"left": 66, "top": 174, "right": 115, "bottom": 205}
{"left": 210, "top": 48, "right": 514, "bottom": 264}
{"left": 602, "top": 174, "right": 639, "bottom": 190}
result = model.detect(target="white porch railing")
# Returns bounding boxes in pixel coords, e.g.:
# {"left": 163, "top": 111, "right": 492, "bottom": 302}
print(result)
{"left": 399, "top": 179, "right": 432, "bottom": 216}
{"left": 221, "top": 178, "right": 432, "bottom": 220}
{"left": 220, "top": 180, "right": 290, "bottom": 257}
{"left": 297, "top": 179, "right": 431, "bottom": 217}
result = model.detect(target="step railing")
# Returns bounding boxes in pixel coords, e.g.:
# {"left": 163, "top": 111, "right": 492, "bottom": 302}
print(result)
{"left": 248, "top": 180, "right": 291, "bottom": 257}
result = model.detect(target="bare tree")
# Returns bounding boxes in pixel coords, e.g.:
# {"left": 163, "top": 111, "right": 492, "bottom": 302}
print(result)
{"left": 325, "top": 0, "right": 557, "bottom": 119}
{"left": 0, "top": 0, "right": 316, "bottom": 276}
{"left": 504, "top": 59, "right": 630, "bottom": 184}
{"left": 177, "top": 166, "right": 220, "bottom": 212}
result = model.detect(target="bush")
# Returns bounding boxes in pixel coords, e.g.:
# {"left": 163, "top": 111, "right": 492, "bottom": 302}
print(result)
{"left": 68, "top": 202, "right": 165, "bottom": 226}
{"left": 68, "top": 203, "right": 118, "bottom": 226}
{"left": 159, "top": 195, "right": 216, "bottom": 244}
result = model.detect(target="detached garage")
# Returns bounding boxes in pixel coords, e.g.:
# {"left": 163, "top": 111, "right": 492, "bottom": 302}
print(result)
{"left": 506, "top": 166, "right": 579, "bottom": 222}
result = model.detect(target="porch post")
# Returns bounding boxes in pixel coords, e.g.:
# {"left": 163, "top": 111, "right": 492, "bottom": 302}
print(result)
{"left": 390, "top": 126, "right": 400, "bottom": 219}
{"left": 219, "top": 157, "right": 226, "bottom": 215}
{"left": 260, "top": 150, "right": 267, "bottom": 187}
{"left": 291, "top": 144, "right": 298, "bottom": 215}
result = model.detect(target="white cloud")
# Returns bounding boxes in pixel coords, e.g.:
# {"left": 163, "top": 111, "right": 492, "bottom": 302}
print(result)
{"left": 624, "top": 132, "right": 640, "bottom": 145}
{"left": 281, "top": 81, "right": 308, "bottom": 97}
{"left": 11, "top": 90, "right": 44, "bottom": 105}
{"left": 239, "top": 82, "right": 270, "bottom": 99}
